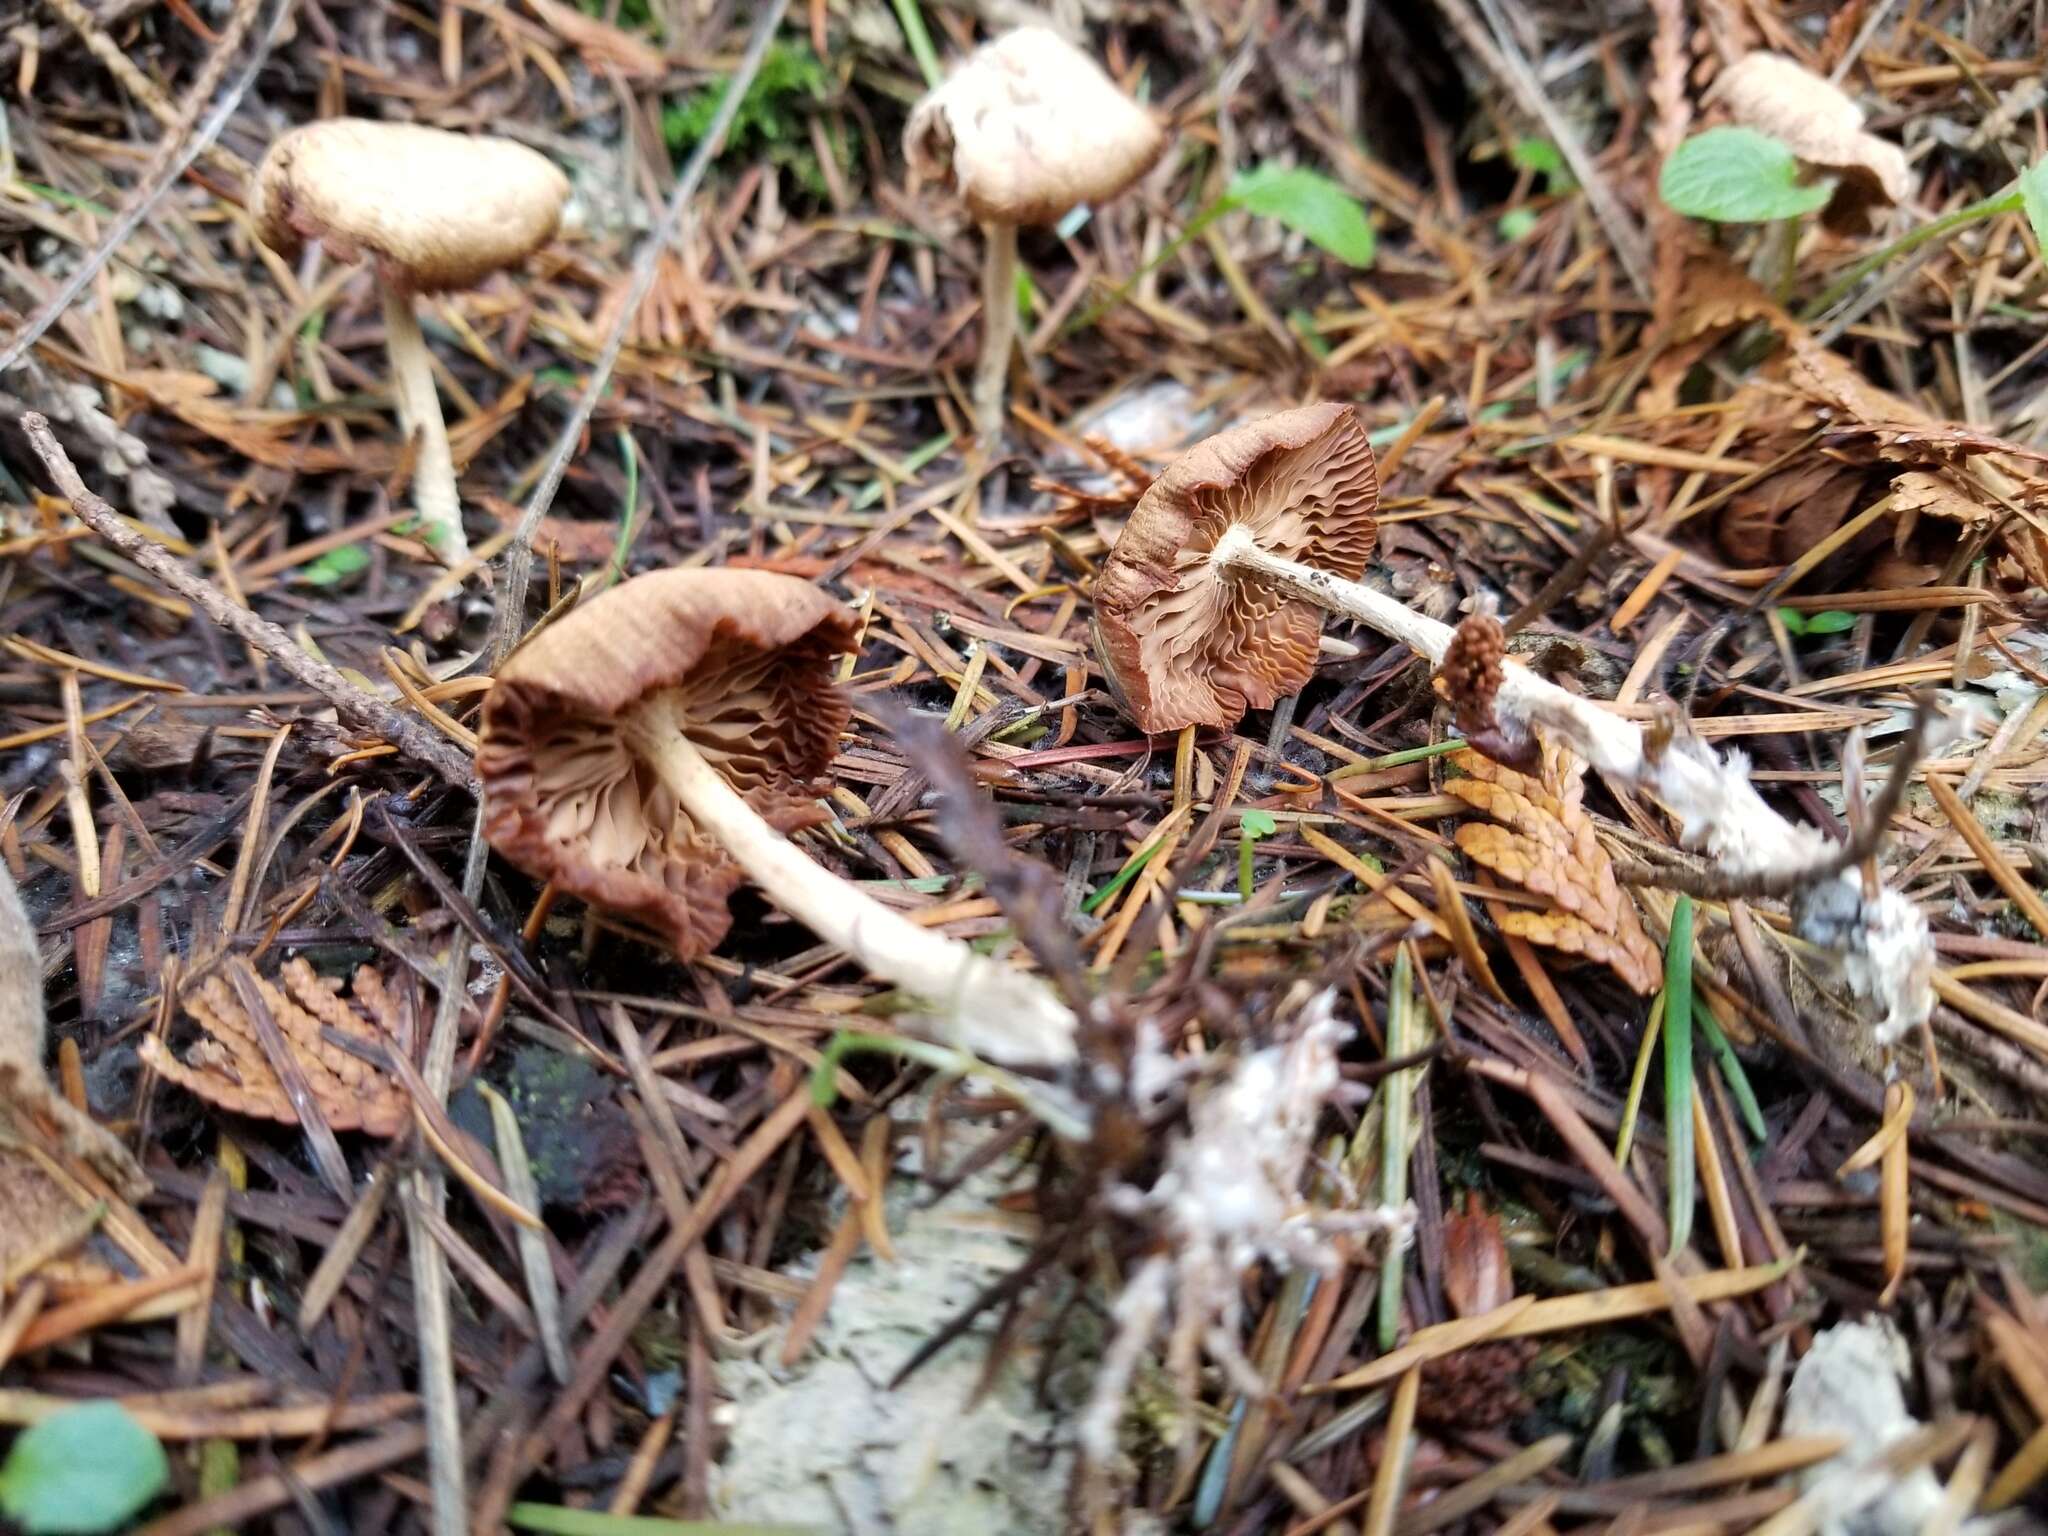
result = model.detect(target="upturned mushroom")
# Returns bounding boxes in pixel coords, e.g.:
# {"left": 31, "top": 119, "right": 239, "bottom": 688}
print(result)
{"left": 905, "top": 27, "right": 1166, "bottom": 450}
{"left": 1095, "top": 405, "right": 1936, "bottom": 1046}
{"left": 477, "top": 567, "right": 1075, "bottom": 1067}
{"left": 1092, "top": 402, "right": 1380, "bottom": 735}
{"left": 1712, "top": 53, "right": 1912, "bottom": 232}
{"left": 251, "top": 119, "right": 570, "bottom": 564}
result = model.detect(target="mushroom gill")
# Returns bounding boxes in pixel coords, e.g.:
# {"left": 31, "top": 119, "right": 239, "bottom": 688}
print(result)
{"left": 479, "top": 575, "right": 854, "bottom": 960}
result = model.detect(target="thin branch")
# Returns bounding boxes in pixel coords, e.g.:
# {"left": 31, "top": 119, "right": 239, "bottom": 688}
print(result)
{"left": 19, "top": 414, "right": 477, "bottom": 792}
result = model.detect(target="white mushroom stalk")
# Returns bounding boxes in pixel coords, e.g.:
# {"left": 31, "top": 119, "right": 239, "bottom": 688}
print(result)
{"left": 1208, "top": 524, "right": 1935, "bottom": 1038}
{"left": 973, "top": 222, "right": 1021, "bottom": 452}
{"left": 378, "top": 292, "right": 464, "bottom": 563}
{"left": 625, "top": 694, "right": 1078, "bottom": 1070}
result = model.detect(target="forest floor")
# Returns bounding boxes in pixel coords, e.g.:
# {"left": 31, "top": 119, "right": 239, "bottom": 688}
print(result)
{"left": 5, "top": 0, "right": 2048, "bottom": 1532}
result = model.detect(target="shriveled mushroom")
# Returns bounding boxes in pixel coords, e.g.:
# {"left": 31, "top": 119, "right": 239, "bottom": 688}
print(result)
{"left": 478, "top": 568, "right": 1075, "bottom": 1067}
{"left": 1095, "top": 406, "right": 1936, "bottom": 1046}
{"left": 905, "top": 27, "right": 1166, "bottom": 450}
{"left": 1092, "top": 402, "right": 1380, "bottom": 734}
{"left": 252, "top": 120, "right": 570, "bottom": 564}
{"left": 1712, "top": 53, "right": 1912, "bottom": 232}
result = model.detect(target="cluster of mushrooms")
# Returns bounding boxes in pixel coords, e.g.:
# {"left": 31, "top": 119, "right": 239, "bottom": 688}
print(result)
{"left": 253, "top": 30, "right": 1933, "bottom": 1077}
{"left": 473, "top": 403, "right": 1401, "bottom": 1073}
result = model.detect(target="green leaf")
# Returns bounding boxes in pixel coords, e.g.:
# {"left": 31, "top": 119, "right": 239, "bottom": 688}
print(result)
{"left": 1802, "top": 609, "right": 1858, "bottom": 634}
{"left": 1226, "top": 164, "right": 1375, "bottom": 267}
{"left": 1775, "top": 606, "right": 1809, "bottom": 636}
{"left": 0, "top": 1403, "right": 167, "bottom": 1534}
{"left": 1659, "top": 127, "right": 1834, "bottom": 224}
{"left": 1509, "top": 137, "right": 1564, "bottom": 178}
{"left": 296, "top": 542, "right": 371, "bottom": 587}
{"left": 1497, "top": 207, "right": 1538, "bottom": 242}
{"left": 1239, "top": 809, "right": 1278, "bottom": 838}
{"left": 1662, "top": 897, "right": 1696, "bottom": 1261}
{"left": 2022, "top": 156, "right": 2048, "bottom": 251}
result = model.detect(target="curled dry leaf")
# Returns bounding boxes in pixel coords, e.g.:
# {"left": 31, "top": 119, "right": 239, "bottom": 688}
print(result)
{"left": 1448, "top": 749, "right": 1659, "bottom": 994}
{"left": 1712, "top": 52, "right": 1912, "bottom": 232}
{"left": 141, "top": 959, "right": 408, "bottom": 1135}
{"left": 1441, "top": 1192, "right": 1514, "bottom": 1319}
{"left": 1423, "top": 1193, "right": 1536, "bottom": 1429}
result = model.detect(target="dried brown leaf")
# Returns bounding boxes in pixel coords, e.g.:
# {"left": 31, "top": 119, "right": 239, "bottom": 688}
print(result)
{"left": 144, "top": 959, "right": 408, "bottom": 1136}
{"left": 1450, "top": 749, "right": 1657, "bottom": 994}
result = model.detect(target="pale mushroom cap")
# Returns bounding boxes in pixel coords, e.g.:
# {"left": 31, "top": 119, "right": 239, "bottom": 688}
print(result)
{"left": 1092, "top": 403, "right": 1380, "bottom": 735}
{"left": 1713, "top": 53, "right": 1912, "bottom": 223}
{"left": 251, "top": 119, "right": 570, "bottom": 292}
{"left": 477, "top": 569, "right": 858, "bottom": 959}
{"left": 904, "top": 26, "right": 1167, "bottom": 226}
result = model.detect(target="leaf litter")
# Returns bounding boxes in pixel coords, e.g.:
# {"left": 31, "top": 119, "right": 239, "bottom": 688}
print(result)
{"left": 2, "top": 0, "right": 2048, "bottom": 1532}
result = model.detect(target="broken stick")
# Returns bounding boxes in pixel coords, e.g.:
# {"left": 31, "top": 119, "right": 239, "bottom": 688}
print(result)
{"left": 21, "top": 412, "right": 478, "bottom": 793}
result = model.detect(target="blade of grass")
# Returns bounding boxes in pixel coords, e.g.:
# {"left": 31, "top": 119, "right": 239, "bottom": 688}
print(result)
{"left": 1664, "top": 896, "right": 1696, "bottom": 1260}
{"left": 1693, "top": 989, "right": 1765, "bottom": 1143}
{"left": 597, "top": 427, "right": 642, "bottom": 593}
{"left": 889, "top": 0, "right": 942, "bottom": 89}
{"left": 1615, "top": 990, "right": 1664, "bottom": 1167}
{"left": 1378, "top": 943, "right": 1417, "bottom": 1350}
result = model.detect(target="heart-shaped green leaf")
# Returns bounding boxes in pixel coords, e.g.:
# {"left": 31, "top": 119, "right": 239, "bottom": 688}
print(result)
{"left": 1659, "top": 127, "right": 1834, "bottom": 223}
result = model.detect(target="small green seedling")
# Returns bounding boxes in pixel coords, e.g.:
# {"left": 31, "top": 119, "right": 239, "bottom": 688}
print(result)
{"left": 0, "top": 1402, "right": 167, "bottom": 1534}
{"left": 1074, "top": 159, "right": 1374, "bottom": 333}
{"left": 1238, "top": 808, "right": 1277, "bottom": 903}
{"left": 1777, "top": 607, "right": 1857, "bottom": 638}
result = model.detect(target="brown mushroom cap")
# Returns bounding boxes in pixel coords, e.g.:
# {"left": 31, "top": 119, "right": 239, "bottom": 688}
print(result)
{"left": 1092, "top": 403, "right": 1380, "bottom": 735}
{"left": 1713, "top": 53, "right": 1911, "bottom": 231}
{"left": 478, "top": 569, "right": 858, "bottom": 958}
{"left": 251, "top": 119, "right": 570, "bottom": 293}
{"left": 903, "top": 26, "right": 1167, "bottom": 226}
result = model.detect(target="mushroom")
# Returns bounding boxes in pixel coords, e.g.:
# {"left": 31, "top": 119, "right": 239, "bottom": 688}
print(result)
{"left": 251, "top": 119, "right": 570, "bottom": 565}
{"left": 905, "top": 27, "right": 1166, "bottom": 451}
{"left": 1711, "top": 53, "right": 1912, "bottom": 233}
{"left": 1095, "top": 407, "right": 1937, "bottom": 1045}
{"left": 477, "top": 567, "right": 1076, "bottom": 1067}
{"left": 1092, "top": 402, "right": 1380, "bottom": 734}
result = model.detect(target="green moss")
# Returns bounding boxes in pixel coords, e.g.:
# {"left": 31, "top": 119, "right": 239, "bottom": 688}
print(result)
{"left": 663, "top": 43, "right": 839, "bottom": 197}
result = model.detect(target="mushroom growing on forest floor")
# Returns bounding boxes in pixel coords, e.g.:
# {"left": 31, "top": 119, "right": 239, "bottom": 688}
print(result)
{"left": 252, "top": 119, "right": 570, "bottom": 565}
{"left": 1092, "top": 403, "right": 1935, "bottom": 1041}
{"left": 905, "top": 27, "right": 1166, "bottom": 452}
{"left": 477, "top": 567, "right": 1077, "bottom": 1069}
{"left": 1092, "top": 402, "right": 1380, "bottom": 735}
{"left": 1712, "top": 53, "right": 1913, "bottom": 233}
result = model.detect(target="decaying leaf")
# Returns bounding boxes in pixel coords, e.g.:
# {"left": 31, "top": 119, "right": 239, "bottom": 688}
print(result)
{"left": 142, "top": 959, "right": 409, "bottom": 1135}
{"left": 1449, "top": 749, "right": 1659, "bottom": 994}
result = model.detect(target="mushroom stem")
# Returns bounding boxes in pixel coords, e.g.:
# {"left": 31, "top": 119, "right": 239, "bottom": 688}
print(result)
{"left": 629, "top": 705, "right": 1077, "bottom": 1068}
{"left": 973, "top": 221, "right": 1019, "bottom": 450}
{"left": 380, "top": 288, "right": 469, "bottom": 566}
{"left": 1207, "top": 525, "right": 1932, "bottom": 1033}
